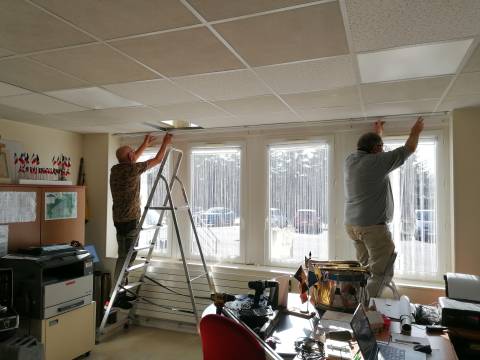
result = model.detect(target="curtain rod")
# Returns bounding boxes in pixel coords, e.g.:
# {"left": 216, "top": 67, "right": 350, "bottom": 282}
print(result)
{"left": 115, "top": 111, "right": 449, "bottom": 138}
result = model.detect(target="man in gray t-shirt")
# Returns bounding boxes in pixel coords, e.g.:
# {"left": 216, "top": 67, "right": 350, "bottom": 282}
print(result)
{"left": 344, "top": 117, "right": 424, "bottom": 297}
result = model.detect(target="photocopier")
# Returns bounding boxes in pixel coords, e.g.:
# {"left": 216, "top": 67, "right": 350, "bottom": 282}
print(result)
{"left": 0, "top": 245, "right": 93, "bottom": 319}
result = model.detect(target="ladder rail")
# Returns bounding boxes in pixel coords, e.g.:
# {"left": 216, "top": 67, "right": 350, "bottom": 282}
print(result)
{"left": 175, "top": 175, "right": 216, "bottom": 294}
{"left": 164, "top": 173, "right": 199, "bottom": 324}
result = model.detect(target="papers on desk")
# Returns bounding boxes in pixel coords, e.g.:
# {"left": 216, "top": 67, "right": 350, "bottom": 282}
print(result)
{"left": 370, "top": 296, "right": 414, "bottom": 320}
{"left": 317, "top": 310, "right": 353, "bottom": 334}
{"left": 391, "top": 333, "right": 436, "bottom": 349}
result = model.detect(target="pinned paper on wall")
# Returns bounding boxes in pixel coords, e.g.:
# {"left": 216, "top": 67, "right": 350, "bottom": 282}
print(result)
{"left": 0, "top": 191, "right": 36, "bottom": 223}
{"left": 0, "top": 225, "right": 8, "bottom": 256}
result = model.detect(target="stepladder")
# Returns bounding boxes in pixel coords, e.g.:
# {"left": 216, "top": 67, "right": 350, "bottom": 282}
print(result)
{"left": 97, "top": 147, "right": 216, "bottom": 339}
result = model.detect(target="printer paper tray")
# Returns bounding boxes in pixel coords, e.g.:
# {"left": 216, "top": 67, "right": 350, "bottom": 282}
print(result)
{"left": 44, "top": 294, "right": 92, "bottom": 318}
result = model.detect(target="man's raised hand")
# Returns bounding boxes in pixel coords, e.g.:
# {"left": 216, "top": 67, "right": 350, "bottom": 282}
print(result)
{"left": 373, "top": 118, "right": 385, "bottom": 136}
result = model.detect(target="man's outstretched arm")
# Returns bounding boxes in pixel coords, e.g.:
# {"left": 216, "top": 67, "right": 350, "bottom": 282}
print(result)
{"left": 133, "top": 134, "right": 155, "bottom": 161}
{"left": 373, "top": 118, "right": 385, "bottom": 136}
{"left": 405, "top": 117, "right": 424, "bottom": 153}
{"left": 146, "top": 133, "right": 173, "bottom": 170}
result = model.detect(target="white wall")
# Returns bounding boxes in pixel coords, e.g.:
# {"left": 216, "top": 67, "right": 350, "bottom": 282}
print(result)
{"left": 0, "top": 118, "right": 82, "bottom": 183}
{"left": 83, "top": 133, "right": 119, "bottom": 274}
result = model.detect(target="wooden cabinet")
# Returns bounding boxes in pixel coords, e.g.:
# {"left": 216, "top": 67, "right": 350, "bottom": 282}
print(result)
{"left": 29, "top": 302, "right": 95, "bottom": 360}
{"left": 0, "top": 184, "right": 85, "bottom": 251}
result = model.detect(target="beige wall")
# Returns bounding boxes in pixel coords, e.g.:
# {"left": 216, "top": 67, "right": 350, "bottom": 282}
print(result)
{"left": 0, "top": 118, "right": 82, "bottom": 182}
{"left": 451, "top": 107, "right": 480, "bottom": 275}
{"left": 83, "top": 133, "right": 118, "bottom": 274}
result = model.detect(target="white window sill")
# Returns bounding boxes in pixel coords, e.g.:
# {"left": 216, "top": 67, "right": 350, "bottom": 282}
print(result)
{"left": 146, "top": 257, "right": 444, "bottom": 291}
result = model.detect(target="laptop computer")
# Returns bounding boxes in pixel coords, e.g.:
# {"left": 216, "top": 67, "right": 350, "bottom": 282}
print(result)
{"left": 350, "top": 304, "right": 425, "bottom": 360}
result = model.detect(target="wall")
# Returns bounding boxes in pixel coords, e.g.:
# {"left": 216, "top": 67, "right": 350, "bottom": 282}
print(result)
{"left": 0, "top": 117, "right": 82, "bottom": 183}
{"left": 451, "top": 107, "right": 480, "bottom": 275}
{"left": 83, "top": 133, "right": 118, "bottom": 274}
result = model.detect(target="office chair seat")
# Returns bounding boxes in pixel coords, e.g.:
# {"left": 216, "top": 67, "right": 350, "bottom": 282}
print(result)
{"left": 200, "top": 314, "right": 266, "bottom": 360}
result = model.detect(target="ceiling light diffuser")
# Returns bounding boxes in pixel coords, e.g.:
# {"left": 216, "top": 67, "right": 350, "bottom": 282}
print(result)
{"left": 357, "top": 39, "right": 473, "bottom": 83}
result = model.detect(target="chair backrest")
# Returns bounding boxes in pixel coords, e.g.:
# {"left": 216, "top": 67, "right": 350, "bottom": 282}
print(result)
{"left": 200, "top": 314, "right": 266, "bottom": 360}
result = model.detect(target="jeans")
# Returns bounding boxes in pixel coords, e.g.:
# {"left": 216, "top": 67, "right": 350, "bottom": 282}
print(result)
{"left": 345, "top": 224, "right": 395, "bottom": 298}
{"left": 113, "top": 226, "right": 139, "bottom": 286}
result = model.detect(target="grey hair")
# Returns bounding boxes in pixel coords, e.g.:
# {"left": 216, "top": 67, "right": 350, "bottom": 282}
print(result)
{"left": 357, "top": 132, "right": 382, "bottom": 153}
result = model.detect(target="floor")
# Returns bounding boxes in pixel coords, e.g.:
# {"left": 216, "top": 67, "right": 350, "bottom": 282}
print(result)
{"left": 88, "top": 326, "right": 203, "bottom": 360}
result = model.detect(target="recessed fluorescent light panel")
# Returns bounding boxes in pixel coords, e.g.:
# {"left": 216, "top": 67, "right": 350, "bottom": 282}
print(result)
{"left": 46, "top": 87, "right": 141, "bottom": 109}
{"left": 161, "top": 120, "right": 201, "bottom": 128}
{"left": 357, "top": 39, "right": 473, "bottom": 83}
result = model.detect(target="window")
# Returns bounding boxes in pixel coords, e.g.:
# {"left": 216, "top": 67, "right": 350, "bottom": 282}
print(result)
{"left": 138, "top": 152, "right": 170, "bottom": 256}
{"left": 384, "top": 137, "right": 439, "bottom": 280}
{"left": 268, "top": 142, "right": 329, "bottom": 266}
{"left": 190, "top": 146, "right": 242, "bottom": 261}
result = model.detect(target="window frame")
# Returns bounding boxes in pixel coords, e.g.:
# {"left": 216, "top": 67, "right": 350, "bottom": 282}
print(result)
{"left": 185, "top": 141, "right": 247, "bottom": 264}
{"left": 264, "top": 136, "right": 334, "bottom": 268}
{"left": 138, "top": 148, "right": 173, "bottom": 258}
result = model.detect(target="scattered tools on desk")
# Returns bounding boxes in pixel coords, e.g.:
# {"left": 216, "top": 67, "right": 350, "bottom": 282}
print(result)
{"left": 223, "top": 279, "right": 282, "bottom": 339}
{"left": 210, "top": 292, "right": 236, "bottom": 315}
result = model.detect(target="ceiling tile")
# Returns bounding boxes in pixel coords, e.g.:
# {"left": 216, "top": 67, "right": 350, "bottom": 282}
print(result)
{"left": 0, "top": 48, "right": 14, "bottom": 58}
{"left": 462, "top": 45, "right": 480, "bottom": 73}
{"left": 361, "top": 76, "right": 452, "bottom": 104}
{"left": 214, "top": 95, "right": 290, "bottom": 115}
{"left": 0, "top": 93, "right": 86, "bottom": 114}
{"left": 110, "top": 27, "right": 243, "bottom": 77}
{"left": 46, "top": 87, "right": 141, "bottom": 109}
{"left": 187, "top": 0, "right": 317, "bottom": 21}
{"left": 0, "top": 103, "right": 48, "bottom": 124}
{"left": 214, "top": 3, "right": 348, "bottom": 67}
{"left": 345, "top": 0, "right": 480, "bottom": 52}
{"left": 0, "top": 1, "right": 94, "bottom": 53}
{"left": 448, "top": 72, "right": 480, "bottom": 97}
{"left": 173, "top": 69, "right": 271, "bottom": 101}
{"left": 31, "top": 0, "right": 199, "bottom": 40}
{"left": 0, "top": 82, "right": 31, "bottom": 97}
{"left": 0, "top": 58, "right": 88, "bottom": 91}
{"left": 358, "top": 39, "right": 473, "bottom": 83}
{"left": 282, "top": 87, "right": 360, "bottom": 110}
{"left": 50, "top": 106, "right": 166, "bottom": 126}
{"left": 153, "top": 101, "right": 228, "bottom": 120}
{"left": 438, "top": 94, "right": 480, "bottom": 111}
{"left": 104, "top": 79, "right": 199, "bottom": 106}
{"left": 31, "top": 44, "right": 158, "bottom": 85}
{"left": 299, "top": 106, "right": 364, "bottom": 122}
{"left": 255, "top": 56, "right": 356, "bottom": 94}
{"left": 364, "top": 99, "right": 438, "bottom": 117}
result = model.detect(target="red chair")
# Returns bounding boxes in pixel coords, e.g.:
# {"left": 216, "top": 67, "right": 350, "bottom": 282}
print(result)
{"left": 200, "top": 314, "right": 266, "bottom": 360}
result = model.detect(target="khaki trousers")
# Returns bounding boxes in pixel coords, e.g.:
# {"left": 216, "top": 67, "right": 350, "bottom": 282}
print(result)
{"left": 113, "top": 227, "right": 139, "bottom": 286}
{"left": 345, "top": 224, "right": 395, "bottom": 298}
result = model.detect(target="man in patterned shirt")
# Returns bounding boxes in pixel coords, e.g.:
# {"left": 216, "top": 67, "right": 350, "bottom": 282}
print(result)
{"left": 110, "top": 133, "right": 173, "bottom": 290}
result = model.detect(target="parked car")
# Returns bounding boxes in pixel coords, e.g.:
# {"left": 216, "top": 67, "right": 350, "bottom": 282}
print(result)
{"left": 415, "top": 209, "right": 435, "bottom": 243}
{"left": 294, "top": 209, "right": 322, "bottom": 234}
{"left": 270, "top": 208, "right": 287, "bottom": 228}
{"left": 200, "top": 207, "right": 235, "bottom": 227}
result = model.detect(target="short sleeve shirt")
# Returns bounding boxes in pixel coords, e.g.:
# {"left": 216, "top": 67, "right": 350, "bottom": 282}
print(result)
{"left": 344, "top": 146, "right": 412, "bottom": 226}
{"left": 110, "top": 161, "right": 148, "bottom": 223}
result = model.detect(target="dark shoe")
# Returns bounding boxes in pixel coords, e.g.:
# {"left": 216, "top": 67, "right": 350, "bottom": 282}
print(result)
{"left": 114, "top": 298, "right": 133, "bottom": 310}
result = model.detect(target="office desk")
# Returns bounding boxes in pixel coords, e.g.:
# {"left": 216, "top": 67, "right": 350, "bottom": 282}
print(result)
{"left": 203, "top": 294, "right": 458, "bottom": 360}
